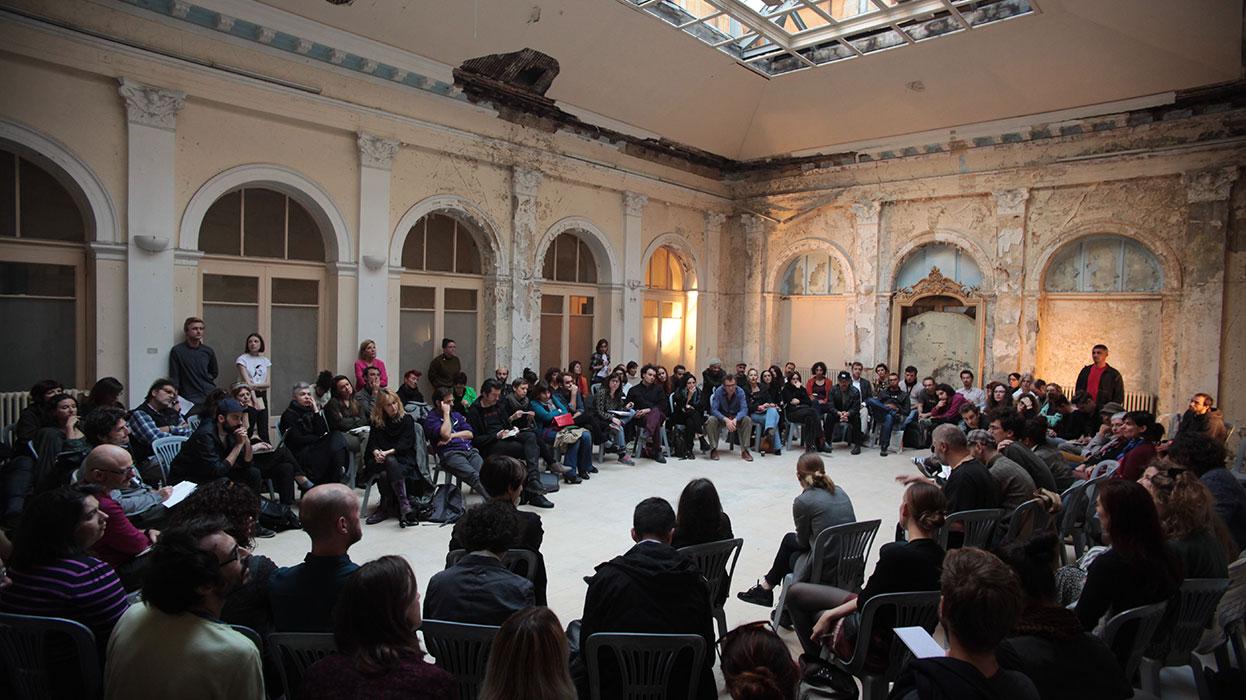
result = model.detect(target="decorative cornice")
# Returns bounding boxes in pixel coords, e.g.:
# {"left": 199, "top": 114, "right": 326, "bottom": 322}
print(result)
{"left": 512, "top": 167, "right": 543, "bottom": 197}
{"left": 894, "top": 267, "right": 978, "bottom": 305}
{"left": 173, "top": 248, "right": 204, "bottom": 267}
{"left": 740, "top": 212, "right": 768, "bottom": 241}
{"left": 117, "top": 78, "right": 186, "bottom": 130}
{"left": 1184, "top": 166, "right": 1238, "bottom": 203}
{"left": 623, "top": 192, "right": 648, "bottom": 218}
{"left": 704, "top": 211, "right": 727, "bottom": 231}
{"left": 851, "top": 199, "right": 881, "bottom": 225}
{"left": 327, "top": 260, "right": 359, "bottom": 277}
{"left": 357, "top": 132, "right": 399, "bottom": 170}
{"left": 87, "top": 241, "right": 127, "bottom": 262}
{"left": 993, "top": 188, "right": 1029, "bottom": 216}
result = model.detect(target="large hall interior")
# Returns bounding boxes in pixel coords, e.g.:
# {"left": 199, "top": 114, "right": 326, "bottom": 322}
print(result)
{"left": 1, "top": 1, "right": 1245, "bottom": 699}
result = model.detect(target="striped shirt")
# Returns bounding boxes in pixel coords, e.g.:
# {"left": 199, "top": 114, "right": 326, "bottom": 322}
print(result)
{"left": 0, "top": 555, "right": 130, "bottom": 644}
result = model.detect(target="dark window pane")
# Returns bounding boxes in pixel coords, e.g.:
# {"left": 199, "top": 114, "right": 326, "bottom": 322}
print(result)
{"left": 202, "top": 274, "right": 258, "bottom": 304}
{"left": 577, "top": 240, "right": 597, "bottom": 284}
{"left": 554, "top": 234, "right": 577, "bottom": 282}
{"left": 541, "top": 295, "right": 563, "bottom": 314}
{"left": 0, "top": 298, "right": 75, "bottom": 392}
{"left": 243, "top": 189, "right": 285, "bottom": 258}
{"left": 0, "top": 151, "right": 15, "bottom": 237}
{"left": 19, "top": 158, "right": 85, "bottom": 242}
{"left": 455, "top": 229, "right": 481, "bottom": 275}
{"left": 542, "top": 244, "right": 555, "bottom": 279}
{"left": 0, "top": 261, "right": 75, "bottom": 297}
{"left": 286, "top": 199, "right": 325, "bottom": 261}
{"left": 400, "top": 285, "right": 435, "bottom": 310}
{"left": 424, "top": 214, "right": 455, "bottom": 272}
{"left": 272, "top": 278, "right": 318, "bottom": 305}
{"left": 200, "top": 191, "right": 241, "bottom": 255}
{"left": 401, "top": 225, "right": 425, "bottom": 270}
{"left": 444, "top": 288, "right": 477, "bottom": 311}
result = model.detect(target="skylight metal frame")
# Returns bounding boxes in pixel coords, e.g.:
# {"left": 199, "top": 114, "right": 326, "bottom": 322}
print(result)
{"left": 621, "top": 0, "right": 1039, "bottom": 77}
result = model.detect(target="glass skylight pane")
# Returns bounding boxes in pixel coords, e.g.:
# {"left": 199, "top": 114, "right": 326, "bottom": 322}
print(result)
{"left": 644, "top": 0, "right": 699, "bottom": 27}
{"left": 899, "top": 13, "right": 962, "bottom": 41}
{"left": 845, "top": 27, "right": 905, "bottom": 53}
{"left": 702, "top": 13, "right": 752, "bottom": 40}
{"left": 797, "top": 41, "right": 853, "bottom": 64}
{"left": 964, "top": 0, "right": 1032, "bottom": 27}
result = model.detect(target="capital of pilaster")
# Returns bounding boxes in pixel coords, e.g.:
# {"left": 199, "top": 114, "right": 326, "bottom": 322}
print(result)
{"left": 740, "top": 212, "right": 768, "bottom": 242}
{"left": 851, "top": 199, "right": 881, "bottom": 225}
{"left": 118, "top": 78, "right": 186, "bottom": 130}
{"left": 357, "top": 132, "right": 399, "bottom": 170}
{"left": 1184, "top": 167, "right": 1238, "bottom": 203}
{"left": 704, "top": 211, "right": 727, "bottom": 231}
{"left": 623, "top": 191, "right": 648, "bottom": 218}
{"left": 513, "top": 167, "right": 543, "bottom": 198}
{"left": 993, "top": 188, "right": 1029, "bottom": 216}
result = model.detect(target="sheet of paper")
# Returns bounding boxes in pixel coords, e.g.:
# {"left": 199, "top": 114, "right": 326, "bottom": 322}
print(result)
{"left": 895, "top": 626, "right": 945, "bottom": 659}
{"left": 939, "top": 464, "right": 952, "bottom": 480}
{"left": 162, "top": 481, "right": 198, "bottom": 509}
{"left": 349, "top": 426, "right": 371, "bottom": 435}
{"left": 177, "top": 396, "right": 195, "bottom": 417}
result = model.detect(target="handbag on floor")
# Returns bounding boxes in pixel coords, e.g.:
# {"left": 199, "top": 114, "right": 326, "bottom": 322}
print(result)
{"left": 416, "top": 482, "right": 464, "bottom": 524}
{"left": 257, "top": 496, "right": 302, "bottom": 531}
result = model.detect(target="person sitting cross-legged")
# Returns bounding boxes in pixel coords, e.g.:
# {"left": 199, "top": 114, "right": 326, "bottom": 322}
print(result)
{"left": 362, "top": 389, "right": 433, "bottom": 525}
{"left": 706, "top": 374, "right": 754, "bottom": 462}
{"left": 747, "top": 368, "right": 782, "bottom": 456}
{"left": 589, "top": 372, "right": 635, "bottom": 464}
{"left": 423, "top": 387, "right": 488, "bottom": 495}
{"left": 889, "top": 548, "right": 1039, "bottom": 700}
{"left": 268, "top": 484, "right": 362, "bottom": 633}
{"left": 298, "top": 555, "right": 455, "bottom": 700}
{"left": 531, "top": 382, "right": 594, "bottom": 484}
{"left": 103, "top": 516, "right": 264, "bottom": 700}
{"left": 669, "top": 373, "right": 706, "bottom": 460}
{"left": 573, "top": 496, "right": 717, "bottom": 700}
{"left": 424, "top": 500, "right": 535, "bottom": 625}
{"left": 629, "top": 364, "right": 669, "bottom": 463}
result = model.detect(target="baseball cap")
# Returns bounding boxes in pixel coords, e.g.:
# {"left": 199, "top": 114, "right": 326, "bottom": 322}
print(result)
{"left": 837, "top": 371, "right": 851, "bottom": 381}
{"left": 216, "top": 398, "right": 245, "bottom": 416}
{"left": 1099, "top": 401, "right": 1125, "bottom": 415}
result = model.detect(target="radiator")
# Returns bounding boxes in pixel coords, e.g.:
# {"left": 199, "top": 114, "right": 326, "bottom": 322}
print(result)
{"left": 1122, "top": 391, "right": 1157, "bottom": 414}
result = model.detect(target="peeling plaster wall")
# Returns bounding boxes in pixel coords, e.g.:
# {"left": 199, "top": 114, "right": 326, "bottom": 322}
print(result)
{"left": 1220, "top": 180, "right": 1246, "bottom": 434}
{"left": 1037, "top": 297, "right": 1163, "bottom": 395}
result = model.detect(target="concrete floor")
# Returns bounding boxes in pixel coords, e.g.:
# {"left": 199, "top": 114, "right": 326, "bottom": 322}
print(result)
{"left": 253, "top": 441, "right": 1202, "bottom": 699}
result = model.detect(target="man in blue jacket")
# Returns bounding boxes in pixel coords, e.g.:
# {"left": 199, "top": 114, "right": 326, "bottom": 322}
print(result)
{"left": 706, "top": 374, "right": 753, "bottom": 462}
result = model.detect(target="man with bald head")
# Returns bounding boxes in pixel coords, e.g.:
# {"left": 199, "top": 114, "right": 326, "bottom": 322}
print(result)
{"left": 268, "top": 483, "right": 362, "bottom": 632}
{"left": 82, "top": 444, "right": 158, "bottom": 589}
{"left": 896, "top": 424, "right": 999, "bottom": 547}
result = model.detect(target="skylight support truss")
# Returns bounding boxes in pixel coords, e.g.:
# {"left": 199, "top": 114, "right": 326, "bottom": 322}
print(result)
{"left": 619, "top": 0, "right": 1037, "bottom": 76}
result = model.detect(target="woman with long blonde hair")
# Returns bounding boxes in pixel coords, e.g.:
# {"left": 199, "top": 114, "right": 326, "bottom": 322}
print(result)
{"left": 737, "top": 452, "right": 856, "bottom": 609}
{"left": 363, "top": 390, "right": 420, "bottom": 526}
{"left": 479, "top": 606, "right": 575, "bottom": 700}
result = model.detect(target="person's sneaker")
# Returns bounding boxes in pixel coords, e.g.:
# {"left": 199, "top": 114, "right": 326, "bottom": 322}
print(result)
{"left": 850, "top": 444, "right": 861, "bottom": 455}
{"left": 619, "top": 454, "right": 634, "bottom": 465}
{"left": 736, "top": 581, "right": 774, "bottom": 607}
{"left": 880, "top": 447, "right": 889, "bottom": 457}
{"left": 527, "top": 493, "right": 555, "bottom": 508}
{"left": 819, "top": 444, "right": 834, "bottom": 454}
{"left": 255, "top": 525, "right": 277, "bottom": 538}
{"left": 654, "top": 453, "right": 667, "bottom": 464}
{"left": 709, "top": 449, "right": 721, "bottom": 461}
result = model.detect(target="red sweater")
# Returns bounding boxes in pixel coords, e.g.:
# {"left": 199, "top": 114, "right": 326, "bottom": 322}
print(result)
{"left": 92, "top": 492, "right": 153, "bottom": 571}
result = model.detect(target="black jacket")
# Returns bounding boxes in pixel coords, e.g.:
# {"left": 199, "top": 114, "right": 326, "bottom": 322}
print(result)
{"left": 829, "top": 384, "right": 862, "bottom": 413}
{"left": 578, "top": 542, "right": 716, "bottom": 700}
{"left": 423, "top": 553, "right": 534, "bottom": 626}
{"left": 448, "top": 507, "right": 547, "bottom": 606}
{"left": 279, "top": 401, "right": 333, "bottom": 453}
{"left": 1075, "top": 364, "right": 1124, "bottom": 409}
{"left": 889, "top": 657, "right": 1039, "bottom": 700}
{"left": 996, "top": 605, "right": 1132, "bottom": 700}
{"left": 629, "top": 382, "right": 667, "bottom": 414}
{"left": 875, "top": 385, "right": 911, "bottom": 415}
{"left": 465, "top": 398, "right": 513, "bottom": 450}
{"left": 169, "top": 419, "right": 250, "bottom": 484}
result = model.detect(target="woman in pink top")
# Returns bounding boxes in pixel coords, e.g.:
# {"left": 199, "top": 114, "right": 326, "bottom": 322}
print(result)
{"left": 354, "top": 339, "right": 389, "bottom": 388}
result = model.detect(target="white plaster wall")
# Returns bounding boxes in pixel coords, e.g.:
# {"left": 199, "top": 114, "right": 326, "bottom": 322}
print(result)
{"left": 1037, "top": 297, "right": 1163, "bottom": 396}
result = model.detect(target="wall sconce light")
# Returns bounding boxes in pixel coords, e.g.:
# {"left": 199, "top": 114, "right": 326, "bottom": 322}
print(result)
{"left": 362, "top": 254, "right": 387, "bottom": 271}
{"left": 133, "top": 235, "right": 169, "bottom": 253}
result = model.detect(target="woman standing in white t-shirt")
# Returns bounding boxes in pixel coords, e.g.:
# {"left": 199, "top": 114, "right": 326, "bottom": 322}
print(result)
{"left": 236, "top": 332, "right": 272, "bottom": 409}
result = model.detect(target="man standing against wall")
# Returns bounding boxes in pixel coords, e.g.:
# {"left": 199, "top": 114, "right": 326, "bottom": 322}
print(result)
{"left": 169, "top": 317, "right": 218, "bottom": 410}
{"left": 428, "top": 338, "right": 461, "bottom": 391}
{"left": 1075, "top": 344, "right": 1124, "bottom": 411}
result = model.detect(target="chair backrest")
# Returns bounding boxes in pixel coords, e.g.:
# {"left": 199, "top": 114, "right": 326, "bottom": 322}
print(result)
{"left": 676, "top": 538, "right": 743, "bottom": 609}
{"left": 0, "top": 612, "right": 101, "bottom": 700}
{"left": 1089, "top": 460, "right": 1119, "bottom": 480}
{"left": 444, "top": 549, "right": 541, "bottom": 585}
{"left": 151, "top": 435, "right": 188, "bottom": 479}
{"left": 267, "top": 632, "right": 336, "bottom": 699}
{"left": 808, "top": 520, "right": 881, "bottom": 591}
{"left": 1216, "top": 556, "right": 1246, "bottom": 633}
{"left": 936, "top": 509, "right": 1005, "bottom": 550}
{"left": 1101, "top": 600, "right": 1168, "bottom": 679}
{"left": 230, "top": 624, "right": 263, "bottom": 651}
{"left": 1151, "top": 578, "right": 1230, "bottom": 665}
{"left": 421, "top": 619, "right": 500, "bottom": 700}
{"left": 1002, "top": 498, "right": 1050, "bottom": 545}
{"left": 584, "top": 632, "right": 706, "bottom": 700}
{"left": 846, "top": 591, "right": 941, "bottom": 679}
{"left": 186, "top": 414, "right": 201, "bottom": 431}
{"left": 1, "top": 422, "right": 14, "bottom": 449}
{"left": 1058, "top": 479, "right": 1093, "bottom": 537}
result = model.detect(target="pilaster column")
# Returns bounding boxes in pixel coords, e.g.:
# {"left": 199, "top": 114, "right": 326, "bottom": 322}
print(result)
{"left": 1174, "top": 167, "right": 1237, "bottom": 412}
{"left": 851, "top": 200, "right": 882, "bottom": 362}
{"left": 992, "top": 188, "right": 1029, "bottom": 379}
{"left": 356, "top": 132, "right": 398, "bottom": 368}
{"left": 621, "top": 192, "right": 647, "bottom": 363}
{"left": 118, "top": 78, "right": 185, "bottom": 402}
{"left": 88, "top": 242, "right": 129, "bottom": 388}
{"left": 509, "top": 167, "right": 544, "bottom": 373}
{"left": 741, "top": 213, "right": 768, "bottom": 366}
{"left": 696, "top": 211, "right": 725, "bottom": 368}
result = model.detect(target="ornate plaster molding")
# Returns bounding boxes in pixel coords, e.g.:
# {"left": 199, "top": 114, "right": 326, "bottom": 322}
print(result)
{"left": 357, "top": 132, "right": 399, "bottom": 170}
{"left": 624, "top": 191, "right": 648, "bottom": 218}
{"left": 993, "top": 188, "right": 1029, "bottom": 216}
{"left": 1184, "top": 167, "right": 1238, "bottom": 203}
{"left": 893, "top": 267, "right": 978, "bottom": 305}
{"left": 117, "top": 78, "right": 186, "bottom": 130}
{"left": 851, "top": 199, "right": 881, "bottom": 225}
{"left": 513, "top": 167, "right": 543, "bottom": 197}
{"left": 704, "top": 211, "right": 727, "bottom": 230}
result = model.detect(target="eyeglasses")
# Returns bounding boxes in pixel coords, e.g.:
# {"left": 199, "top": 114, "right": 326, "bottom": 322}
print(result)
{"left": 92, "top": 464, "right": 136, "bottom": 476}
{"left": 218, "top": 544, "right": 244, "bottom": 567}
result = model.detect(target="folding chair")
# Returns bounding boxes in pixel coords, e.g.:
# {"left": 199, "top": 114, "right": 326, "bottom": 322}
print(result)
{"left": 421, "top": 619, "right": 500, "bottom": 700}
{"left": 677, "top": 538, "right": 744, "bottom": 640}
{"left": 584, "top": 632, "right": 706, "bottom": 700}
{"left": 0, "top": 612, "right": 101, "bottom": 700}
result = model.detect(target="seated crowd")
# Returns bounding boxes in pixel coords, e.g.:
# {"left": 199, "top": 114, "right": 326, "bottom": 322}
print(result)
{"left": 1, "top": 324, "right": 1244, "bottom": 699}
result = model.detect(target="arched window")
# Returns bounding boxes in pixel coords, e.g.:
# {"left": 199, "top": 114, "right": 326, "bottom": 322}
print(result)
{"left": 645, "top": 245, "right": 690, "bottom": 290}
{"left": 540, "top": 231, "right": 600, "bottom": 371}
{"left": 401, "top": 212, "right": 481, "bottom": 274}
{"left": 0, "top": 147, "right": 89, "bottom": 390}
{"left": 779, "top": 252, "right": 848, "bottom": 295}
{"left": 542, "top": 231, "right": 597, "bottom": 284}
{"left": 1044, "top": 235, "right": 1162, "bottom": 293}
{"left": 399, "top": 212, "right": 486, "bottom": 393}
{"left": 198, "top": 187, "right": 328, "bottom": 397}
{"left": 895, "top": 243, "right": 983, "bottom": 289}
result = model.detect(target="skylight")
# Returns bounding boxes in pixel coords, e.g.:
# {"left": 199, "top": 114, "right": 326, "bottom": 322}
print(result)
{"left": 620, "top": 0, "right": 1038, "bottom": 76}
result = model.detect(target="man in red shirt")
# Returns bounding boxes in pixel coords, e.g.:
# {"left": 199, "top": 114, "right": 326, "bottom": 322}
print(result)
{"left": 1075, "top": 344, "right": 1124, "bottom": 411}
